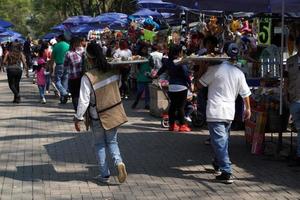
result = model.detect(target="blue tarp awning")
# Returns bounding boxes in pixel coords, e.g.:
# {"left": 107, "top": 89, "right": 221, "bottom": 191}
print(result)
{"left": 138, "top": 0, "right": 177, "bottom": 10}
{"left": 43, "top": 32, "right": 59, "bottom": 40}
{"left": 62, "top": 15, "right": 93, "bottom": 26}
{"left": 132, "top": 8, "right": 163, "bottom": 17}
{"left": 0, "top": 19, "right": 13, "bottom": 28}
{"left": 162, "top": 0, "right": 300, "bottom": 12}
{"left": 51, "top": 24, "right": 65, "bottom": 32}
{"left": 89, "top": 12, "right": 128, "bottom": 25}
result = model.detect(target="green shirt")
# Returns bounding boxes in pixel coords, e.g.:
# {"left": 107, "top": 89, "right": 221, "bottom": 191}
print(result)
{"left": 52, "top": 41, "right": 70, "bottom": 65}
{"left": 137, "top": 62, "right": 151, "bottom": 83}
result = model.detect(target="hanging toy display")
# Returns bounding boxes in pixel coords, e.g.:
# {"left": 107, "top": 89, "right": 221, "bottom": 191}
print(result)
{"left": 207, "top": 16, "right": 222, "bottom": 36}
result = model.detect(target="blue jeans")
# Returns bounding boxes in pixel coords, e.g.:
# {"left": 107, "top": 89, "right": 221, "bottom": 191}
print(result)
{"left": 208, "top": 122, "right": 232, "bottom": 174}
{"left": 134, "top": 82, "right": 150, "bottom": 106}
{"left": 38, "top": 85, "right": 45, "bottom": 99}
{"left": 55, "top": 64, "right": 68, "bottom": 96}
{"left": 45, "top": 74, "right": 51, "bottom": 91}
{"left": 290, "top": 102, "right": 300, "bottom": 157}
{"left": 91, "top": 121, "right": 123, "bottom": 178}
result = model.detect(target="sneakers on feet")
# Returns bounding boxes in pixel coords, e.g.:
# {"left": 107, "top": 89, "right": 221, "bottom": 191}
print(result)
{"left": 179, "top": 124, "right": 191, "bottom": 132}
{"left": 41, "top": 98, "right": 46, "bottom": 104}
{"left": 117, "top": 162, "right": 127, "bottom": 183}
{"left": 216, "top": 172, "right": 234, "bottom": 184}
{"left": 169, "top": 123, "right": 180, "bottom": 131}
{"left": 184, "top": 116, "right": 192, "bottom": 122}
{"left": 212, "top": 161, "right": 221, "bottom": 176}
{"left": 93, "top": 175, "right": 110, "bottom": 184}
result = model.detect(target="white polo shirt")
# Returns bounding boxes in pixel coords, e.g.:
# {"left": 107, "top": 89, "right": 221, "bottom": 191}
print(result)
{"left": 200, "top": 61, "right": 251, "bottom": 122}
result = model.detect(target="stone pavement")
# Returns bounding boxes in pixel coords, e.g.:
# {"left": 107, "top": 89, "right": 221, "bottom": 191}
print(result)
{"left": 0, "top": 72, "right": 299, "bottom": 200}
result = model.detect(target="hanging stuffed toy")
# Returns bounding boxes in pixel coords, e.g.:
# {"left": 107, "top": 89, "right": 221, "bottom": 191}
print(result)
{"left": 222, "top": 15, "right": 234, "bottom": 42}
{"left": 207, "top": 16, "right": 222, "bottom": 36}
{"left": 240, "top": 20, "right": 252, "bottom": 35}
{"left": 230, "top": 19, "right": 243, "bottom": 41}
{"left": 128, "top": 21, "right": 138, "bottom": 43}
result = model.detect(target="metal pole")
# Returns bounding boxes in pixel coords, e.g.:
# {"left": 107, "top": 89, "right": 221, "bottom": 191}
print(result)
{"left": 280, "top": 0, "right": 285, "bottom": 116}
{"left": 277, "top": 0, "right": 285, "bottom": 154}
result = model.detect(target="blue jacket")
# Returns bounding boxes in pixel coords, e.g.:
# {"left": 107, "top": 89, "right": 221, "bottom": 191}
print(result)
{"left": 157, "top": 58, "right": 191, "bottom": 88}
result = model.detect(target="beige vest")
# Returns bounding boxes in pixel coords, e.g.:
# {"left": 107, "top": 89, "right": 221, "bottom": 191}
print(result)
{"left": 287, "top": 54, "right": 300, "bottom": 102}
{"left": 85, "top": 69, "right": 128, "bottom": 130}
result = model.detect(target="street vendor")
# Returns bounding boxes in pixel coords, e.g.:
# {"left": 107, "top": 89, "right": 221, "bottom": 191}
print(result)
{"left": 287, "top": 36, "right": 300, "bottom": 167}
{"left": 74, "top": 42, "right": 128, "bottom": 184}
{"left": 197, "top": 42, "right": 251, "bottom": 184}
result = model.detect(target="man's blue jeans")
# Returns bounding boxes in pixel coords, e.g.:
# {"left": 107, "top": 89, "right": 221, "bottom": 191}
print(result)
{"left": 91, "top": 121, "right": 123, "bottom": 178}
{"left": 55, "top": 64, "right": 68, "bottom": 96}
{"left": 290, "top": 102, "right": 300, "bottom": 157}
{"left": 208, "top": 122, "right": 232, "bottom": 174}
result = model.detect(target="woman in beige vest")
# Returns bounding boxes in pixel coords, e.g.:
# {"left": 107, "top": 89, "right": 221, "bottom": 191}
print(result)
{"left": 74, "top": 42, "right": 127, "bottom": 184}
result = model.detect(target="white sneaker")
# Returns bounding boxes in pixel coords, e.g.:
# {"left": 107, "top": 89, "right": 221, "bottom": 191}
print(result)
{"left": 41, "top": 98, "right": 46, "bottom": 104}
{"left": 185, "top": 116, "right": 192, "bottom": 122}
{"left": 117, "top": 162, "right": 127, "bottom": 183}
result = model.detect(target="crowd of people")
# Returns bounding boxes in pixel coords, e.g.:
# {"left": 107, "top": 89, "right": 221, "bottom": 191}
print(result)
{"left": 1, "top": 25, "right": 299, "bottom": 185}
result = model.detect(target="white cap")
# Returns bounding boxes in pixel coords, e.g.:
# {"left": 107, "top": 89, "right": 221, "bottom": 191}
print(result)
{"left": 50, "top": 38, "right": 57, "bottom": 45}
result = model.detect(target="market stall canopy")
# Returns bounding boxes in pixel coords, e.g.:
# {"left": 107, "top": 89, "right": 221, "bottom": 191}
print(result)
{"left": 162, "top": 0, "right": 300, "bottom": 12}
{"left": 70, "top": 24, "right": 100, "bottom": 36}
{"left": 0, "top": 30, "right": 22, "bottom": 38}
{"left": 51, "top": 24, "right": 65, "bottom": 32}
{"left": 0, "top": 19, "right": 13, "bottom": 28}
{"left": 0, "top": 27, "right": 7, "bottom": 33}
{"left": 137, "top": 0, "right": 177, "bottom": 10}
{"left": 89, "top": 12, "right": 128, "bottom": 25}
{"left": 42, "top": 32, "right": 59, "bottom": 40}
{"left": 132, "top": 8, "right": 163, "bottom": 17}
{"left": 62, "top": 15, "right": 93, "bottom": 26}
{"left": 109, "top": 20, "right": 128, "bottom": 30}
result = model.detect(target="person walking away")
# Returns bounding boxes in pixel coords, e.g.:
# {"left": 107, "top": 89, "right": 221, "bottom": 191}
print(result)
{"left": 287, "top": 36, "right": 300, "bottom": 167}
{"left": 74, "top": 42, "right": 128, "bottom": 184}
{"left": 155, "top": 44, "right": 192, "bottom": 132}
{"left": 64, "top": 37, "right": 84, "bottom": 111}
{"left": 131, "top": 43, "right": 152, "bottom": 110}
{"left": 3, "top": 43, "right": 27, "bottom": 103}
{"left": 23, "top": 37, "right": 32, "bottom": 74}
{"left": 113, "top": 39, "right": 132, "bottom": 99}
{"left": 51, "top": 34, "right": 70, "bottom": 104}
{"left": 197, "top": 42, "right": 251, "bottom": 184}
{"left": 36, "top": 58, "right": 49, "bottom": 104}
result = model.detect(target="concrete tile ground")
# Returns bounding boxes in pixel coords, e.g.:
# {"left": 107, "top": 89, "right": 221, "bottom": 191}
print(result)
{"left": 0, "top": 73, "right": 299, "bottom": 200}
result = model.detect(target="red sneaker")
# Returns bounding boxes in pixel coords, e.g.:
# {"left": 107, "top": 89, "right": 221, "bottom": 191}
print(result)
{"left": 179, "top": 124, "right": 191, "bottom": 132}
{"left": 169, "top": 123, "right": 180, "bottom": 131}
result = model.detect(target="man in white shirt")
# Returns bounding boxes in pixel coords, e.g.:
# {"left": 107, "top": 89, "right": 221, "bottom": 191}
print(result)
{"left": 198, "top": 43, "right": 251, "bottom": 184}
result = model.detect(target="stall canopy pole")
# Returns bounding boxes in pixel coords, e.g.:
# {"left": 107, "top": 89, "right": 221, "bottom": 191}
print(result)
{"left": 279, "top": 0, "right": 285, "bottom": 116}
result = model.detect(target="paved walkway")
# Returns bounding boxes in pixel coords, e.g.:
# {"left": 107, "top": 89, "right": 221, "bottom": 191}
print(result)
{"left": 0, "top": 73, "right": 299, "bottom": 200}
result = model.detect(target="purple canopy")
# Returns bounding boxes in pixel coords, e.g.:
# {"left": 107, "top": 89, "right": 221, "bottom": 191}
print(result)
{"left": 162, "top": 0, "right": 300, "bottom": 12}
{"left": 138, "top": 0, "right": 177, "bottom": 10}
{"left": 0, "top": 19, "right": 13, "bottom": 28}
{"left": 62, "top": 15, "right": 93, "bottom": 26}
{"left": 132, "top": 8, "right": 163, "bottom": 17}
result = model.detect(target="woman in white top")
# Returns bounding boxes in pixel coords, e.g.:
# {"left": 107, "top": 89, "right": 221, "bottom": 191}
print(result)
{"left": 113, "top": 39, "right": 132, "bottom": 99}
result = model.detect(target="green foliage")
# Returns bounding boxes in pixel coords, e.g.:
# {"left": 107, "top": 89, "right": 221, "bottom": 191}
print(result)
{"left": 0, "top": 0, "right": 31, "bottom": 36}
{"left": 0, "top": 0, "right": 137, "bottom": 38}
